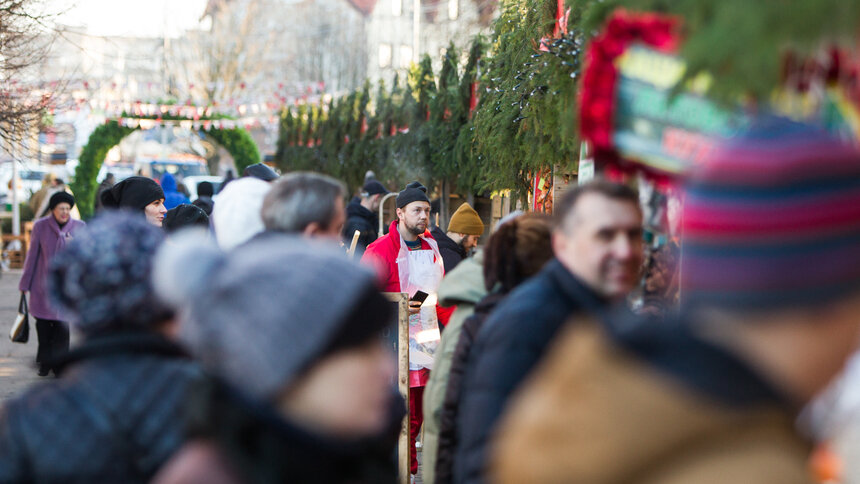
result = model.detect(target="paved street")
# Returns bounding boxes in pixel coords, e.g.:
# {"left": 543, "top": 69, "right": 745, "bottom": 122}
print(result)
{"left": 0, "top": 270, "right": 42, "bottom": 402}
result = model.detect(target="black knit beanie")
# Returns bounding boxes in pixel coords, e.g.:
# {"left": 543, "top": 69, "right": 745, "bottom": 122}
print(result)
{"left": 100, "top": 176, "right": 165, "bottom": 211}
{"left": 395, "top": 181, "right": 430, "bottom": 208}
{"left": 164, "top": 204, "right": 210, "bottom": 233}
{"left": 48, "top": 191, "right": 75, "bottom": 211}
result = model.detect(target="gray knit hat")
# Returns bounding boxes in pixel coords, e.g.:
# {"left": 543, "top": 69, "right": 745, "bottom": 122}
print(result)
{"left": 48, "top": 212, "right": 172, "bottom": 335}
{"left": 154, "top": 233, "right": 392, "bottom": 399}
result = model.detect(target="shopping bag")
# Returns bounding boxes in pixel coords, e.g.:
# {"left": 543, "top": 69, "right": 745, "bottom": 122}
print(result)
{"left": 10, "top": 292, "right": 29, "bottom": 343}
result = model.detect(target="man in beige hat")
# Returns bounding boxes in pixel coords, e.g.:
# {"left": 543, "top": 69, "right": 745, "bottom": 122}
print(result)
{"left": 430, "top": 202, "right": 485, "bottom": 274}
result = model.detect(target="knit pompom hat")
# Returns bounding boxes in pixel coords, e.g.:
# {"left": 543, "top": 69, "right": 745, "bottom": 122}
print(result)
{"left": 154, "top": 233, "right": 392, "bottom": 400}
{"left": 48, "top": 212, "right": 172, "bottom": 335}
{"left": 681, "top": 118, "right": 860, "bottom": 311}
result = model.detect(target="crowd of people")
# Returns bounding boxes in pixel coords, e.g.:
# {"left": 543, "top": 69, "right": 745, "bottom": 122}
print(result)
{"left": 4, "top": 119, "right": 860, "bottom": 483}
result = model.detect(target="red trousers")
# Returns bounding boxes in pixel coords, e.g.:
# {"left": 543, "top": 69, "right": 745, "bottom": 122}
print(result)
{"left": 409, "top": 385, "right": 424, "bottom": 475}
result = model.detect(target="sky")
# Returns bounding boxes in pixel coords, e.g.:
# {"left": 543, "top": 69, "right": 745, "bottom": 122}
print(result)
{"left": 53, "top": 0, "right": 209, "bottom": 38}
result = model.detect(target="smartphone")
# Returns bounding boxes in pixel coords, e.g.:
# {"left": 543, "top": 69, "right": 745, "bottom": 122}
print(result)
{"left": 411, "top": 291, "right": 429, "bottom": 304}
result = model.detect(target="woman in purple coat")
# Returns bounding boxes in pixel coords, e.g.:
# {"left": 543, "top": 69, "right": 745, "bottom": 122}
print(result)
{"left": 19, "top": 192, "right": 86, "bottom": 376}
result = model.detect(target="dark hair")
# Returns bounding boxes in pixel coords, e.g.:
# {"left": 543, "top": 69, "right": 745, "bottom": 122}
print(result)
{"left": 554, "top": 179, "right": 639, "bottom": 231}
{"left": 483, "top": 213, "right": 554, "bottom": 292}
{"left": 197, "top": 181, "right": 214, "bottom": 198}
{"left": 261, "top": 172, "right": 346, "bottom": 233}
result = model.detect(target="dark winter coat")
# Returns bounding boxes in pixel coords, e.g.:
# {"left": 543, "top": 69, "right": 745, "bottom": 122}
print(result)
{"left": 0, "top": 332, "right": 205, "bottom": 483}
{"left": 452, "top": 259, "right": 611, "bottom": 484}
{"left": 94, "top": 179, "right": 114, "bottom": 212}
{"left": 430, "top": 226, "right": 466, "bottom": 274}
{"left": 155, "top": 377, "right": 405, "bottom": 484}
{"left": 492, "top": 317, "right": 810, "bottom": 484}
{"left": 343, "top": 199, "right": 378, "bottom": 256}
{"left": 192, "top": 196, "right": 214, "bottom": 216}
{"left": 434, "top": 290, "right": 506, "bottom": 484}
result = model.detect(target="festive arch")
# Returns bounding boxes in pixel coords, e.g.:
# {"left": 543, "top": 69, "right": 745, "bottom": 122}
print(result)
{"left": 72, "top": 118, "right": 261, "bottom": 219}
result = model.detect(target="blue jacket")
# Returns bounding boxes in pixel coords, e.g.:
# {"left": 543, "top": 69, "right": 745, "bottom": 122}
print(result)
{"left": 452, "top": 259, "right": 611, "bottom": 483}
{"left": 160, "top": 173, "right": 190, "bottom": 210}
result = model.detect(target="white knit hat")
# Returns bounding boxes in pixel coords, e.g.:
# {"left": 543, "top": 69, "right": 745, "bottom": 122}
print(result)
{"left": 211, "top": 177, "right": 271, "bottom": 250}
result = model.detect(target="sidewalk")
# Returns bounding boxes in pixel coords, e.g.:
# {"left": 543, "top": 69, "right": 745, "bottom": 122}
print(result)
{"left": 0, "top": 270, "right": 42, "bottom": 402}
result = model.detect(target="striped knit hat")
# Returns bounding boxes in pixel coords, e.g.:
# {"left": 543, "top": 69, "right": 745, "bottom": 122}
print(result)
{"left": 681, "top": 118, "right": 860, "bottom": 311}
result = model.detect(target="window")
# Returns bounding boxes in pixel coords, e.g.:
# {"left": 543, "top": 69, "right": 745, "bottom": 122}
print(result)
{"left": 392, "top": 0, "right": 402, "bottom": 16}
{"left": 448, "top": 0, "right": 458, "bottom": 19}
{"left": 379, "top": 44, "right": 392, "bottom": 67}
{"left": 400, "top": 45, "right": 413, "bottom": 68}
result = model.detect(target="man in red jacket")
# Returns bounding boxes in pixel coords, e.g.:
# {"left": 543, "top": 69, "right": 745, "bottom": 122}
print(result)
{"left": 361, "top": 181, "right": 450, "bottom": 475}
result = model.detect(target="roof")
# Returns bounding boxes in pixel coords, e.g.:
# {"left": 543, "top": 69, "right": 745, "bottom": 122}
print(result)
{"left": 346, "top": 0, "right": 378, "bottom": 16}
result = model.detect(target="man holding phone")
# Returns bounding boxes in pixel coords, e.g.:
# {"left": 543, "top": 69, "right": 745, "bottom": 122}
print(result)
{"left": 362, "top": 181, "right": 448, "bottom": 476}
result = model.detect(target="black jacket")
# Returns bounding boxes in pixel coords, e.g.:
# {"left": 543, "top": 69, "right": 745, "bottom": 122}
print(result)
{"left": 343, "top": 200, "right": 378, "bottom": 256}
{"left": 436, "top": 290, "right": 506, "bottom": 484}
{"left": 430, "top": 226, "right": 466, "bottom": 274}
{"left": 185, "top": 377, "right": 406, "bottom": 483}
{"left": 452, "top": 259, "right": 611, "bottom": 484}
{"left": 0, "top": 333, "right": 204, "bottom": 483}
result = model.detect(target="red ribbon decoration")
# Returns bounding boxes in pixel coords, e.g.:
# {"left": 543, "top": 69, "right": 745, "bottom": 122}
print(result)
{"left": 579, "top": 10, "right": 679, "bottom": 182}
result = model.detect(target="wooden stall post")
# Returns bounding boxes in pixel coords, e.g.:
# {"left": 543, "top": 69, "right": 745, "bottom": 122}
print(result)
{"left": 384, "top": 292, "right": 410, "bottom": 484}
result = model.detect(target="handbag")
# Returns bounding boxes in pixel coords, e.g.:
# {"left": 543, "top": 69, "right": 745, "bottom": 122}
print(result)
{"left": 9, "top": 292, "right": 29, "bottom": 343}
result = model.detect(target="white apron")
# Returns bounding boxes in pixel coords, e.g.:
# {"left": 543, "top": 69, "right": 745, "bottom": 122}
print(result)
{"left": 396, "top": 233, "right": 444, "bottom": 372}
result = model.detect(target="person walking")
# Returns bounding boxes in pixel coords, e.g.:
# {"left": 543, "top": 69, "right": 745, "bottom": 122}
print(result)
{"left": 452, "top": 180, "right": 644, "bottom": 483}
{"left": 163, "top": 204, "right": 210, "bottom": 233}
{"left": 160, "top": 173, "right": 190, "bottom": 210}
{"left": 28, "top": 173, "right": 57, "bottom": 215}
{"left": 18, "top": 191, "right": 86, "bottom": 376}
{"left": 343, "top": 180, "right": 390, "bottom": 256}
{"left": 94, "top": 172, "right": 116, "bottom": 213}
{"left": 424, "top": 213, "right": 553, "bottom": 484}
{"left": 491, "top": 120, "right": 860, "bottom": 484}
{"left": 36, "top": 179, "right": 81, "bottom": 221}
{"left": 430, "top": 203, "right": 484, "bottom": 274}
{"left": 191, "top": 181, "right": 215, "bottom": 215}
{"left": 259, "top": 172, "right": 347, "bottom": 241}
{"left": 210, "top": 177, "right": 271, "bottom": 250}
{"left": 100, "top": 176, "right": 167, "bottom": 227}
{"left": 361, "top": 181, "right": 447, "bottom": 476}
{"left": 152, "top": 235, "right": 404, "bottom": 484}
{"left": 0, "top": 214, "right": 204, "bottom": 482}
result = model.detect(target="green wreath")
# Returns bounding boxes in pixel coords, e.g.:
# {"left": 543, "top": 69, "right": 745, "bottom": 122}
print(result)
{"left": 72, "top": 119, "right": 260, "bottom": 219}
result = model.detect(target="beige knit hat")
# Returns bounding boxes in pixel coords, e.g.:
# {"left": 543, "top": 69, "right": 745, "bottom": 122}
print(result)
{"left": 448, "top": 203, "right": 484, "bottom": 235}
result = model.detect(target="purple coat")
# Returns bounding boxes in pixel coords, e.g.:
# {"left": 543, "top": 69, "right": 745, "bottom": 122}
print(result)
{"left": 19, "top": 216, "right": 86, "bottom": 321}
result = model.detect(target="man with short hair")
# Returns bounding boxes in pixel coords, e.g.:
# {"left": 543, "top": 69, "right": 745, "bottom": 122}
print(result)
{"left": 452, "top": 179, "right": 644, "bottom": 483}
{"left": 361, "top": 181, "right": 448, "bottom": 477}
{"left": 430, "top": 202, "right": 485, "bottom": 274}
{"left": 343, "top": 180, "right": 389, "bottom": 256}
{"left": 260, "top": 172, "right": 346, "bottom": 240}
{"left": 191, "top": 181, "right": 215, "bottom": 215}
{"left": 492, "top": 122, "right": 860, "bottom": 484}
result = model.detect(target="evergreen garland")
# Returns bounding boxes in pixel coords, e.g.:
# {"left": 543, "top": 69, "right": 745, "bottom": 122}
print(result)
{"left": 275, "top": 0, "right": 859, "bottom": 198}
{"left": 74, "top": 117, "right": 261, "bottom": 219}
{"left": 71, "top": 121, "right": 135, "bottom": 219}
